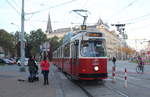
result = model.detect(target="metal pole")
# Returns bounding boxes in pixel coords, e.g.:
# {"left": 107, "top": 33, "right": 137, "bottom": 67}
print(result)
{"left": 20, "top": 0, "right": 25, "bottom": 67}
{"left": 120, "top": 40, "right": 123, "bottom": 60}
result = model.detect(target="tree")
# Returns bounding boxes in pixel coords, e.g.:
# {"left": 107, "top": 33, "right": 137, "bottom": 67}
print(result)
{"left": 48, "top": 36, "right": 63, "bottom": 52}
{"left": 13, "top": 31, "right": 30, "bottom": 57}
{"left": 122, "top": 47, "right": 136, "bottom": 55}
{"left": 0, "top": 29, "right": 16, "bottom": 57}
{"left": 28, "top": 29, "right": 47, "bottom": 56}
{"left": 46, "top": 36, "right": 63, "bottom": 61}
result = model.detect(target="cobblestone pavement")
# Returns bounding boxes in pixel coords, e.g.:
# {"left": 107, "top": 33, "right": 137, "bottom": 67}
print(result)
{"left": 0, "top": 65, "right": 56, "bottom": 97}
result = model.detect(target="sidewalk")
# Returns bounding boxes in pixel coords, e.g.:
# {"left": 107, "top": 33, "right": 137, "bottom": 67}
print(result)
{"left": 0, "top": 65, "right": 56, "bottom": 97}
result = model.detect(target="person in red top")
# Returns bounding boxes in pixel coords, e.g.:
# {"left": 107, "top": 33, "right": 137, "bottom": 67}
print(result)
{"left": 40, "top": 56, "right": 50, "bottom": 85}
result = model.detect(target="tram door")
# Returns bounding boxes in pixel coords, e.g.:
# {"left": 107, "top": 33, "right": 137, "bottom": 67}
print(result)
{"left": 71, "top": 40, "right": 79, "bottom": 77}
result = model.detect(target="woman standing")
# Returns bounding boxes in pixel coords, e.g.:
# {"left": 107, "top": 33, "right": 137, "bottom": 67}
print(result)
{"left": 40, "top": 56, "right": 50, "bottom": 85}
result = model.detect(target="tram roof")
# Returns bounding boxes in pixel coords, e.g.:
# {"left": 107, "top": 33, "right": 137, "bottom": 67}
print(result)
{"left": 74, "top": 28, "right": 103, "bottom": 34}
{"left": 63, "top": 28, "right": 105, "bottom": 44}
{"left": 71, "top": 30, "right": 105, "bottom": 41}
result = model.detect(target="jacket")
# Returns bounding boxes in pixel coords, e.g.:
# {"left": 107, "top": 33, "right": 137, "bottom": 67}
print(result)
{"left": 28, "top": 59, "right": 36, "bottom": 72}
{"left": 40, "top": 60, "right": 50, "bottom": 71}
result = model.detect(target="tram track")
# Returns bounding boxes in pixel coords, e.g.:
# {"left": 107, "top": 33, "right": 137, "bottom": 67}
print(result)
{"left": 73, "top": 80, "right": 130, "bottom": 97}
{"left": 58, "top": 67, "right": 149, "bottom": 97}
{"left": 112, "top": 70, "right": 150, "bottom": 89}
{"left": 64, "top": 70, "right": 128, "bottom": 97}
{"left": 73, "top": 81, "right": 94, "bottom": 97}
{"left": 104, "top": 84, "right": 129, "bottom": 97}
{"left": 58, "top": 69, "right": 94, "bottom": 97}
{"left": 57, "top": 66, "right": 132, "bottom": 97}
{"left": 116, "top": 75, "right": 150, "bottom": 89}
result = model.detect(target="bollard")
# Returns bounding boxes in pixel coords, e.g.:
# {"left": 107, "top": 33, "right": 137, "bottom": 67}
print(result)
{"left": 124, "top": 68, "right": 128, "bottom": 88}
{"left": 112, "top": 66, "right": 116, "bottom": 83}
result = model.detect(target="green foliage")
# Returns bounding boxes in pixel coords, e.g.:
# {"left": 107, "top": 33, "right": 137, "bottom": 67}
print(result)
{"left": 0, "top": 29, "right": 16, "bottom": 57}
{"left": 28, "top": 29, "right": 47, "bottom": 55}
{"left": 0, "top": 28, "right": 63, "bottom": 58}
{"left": 48, "top": 36, "right": 63, "bottom": 52}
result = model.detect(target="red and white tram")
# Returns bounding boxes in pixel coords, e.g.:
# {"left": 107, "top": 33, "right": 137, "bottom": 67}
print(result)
{"left": 52, "top": 27, "right": 108, "bottom": 80}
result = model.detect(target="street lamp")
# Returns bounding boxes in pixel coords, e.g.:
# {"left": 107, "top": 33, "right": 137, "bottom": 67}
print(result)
{"left": 11, "top": 23, "right": 21, "bottom": 40}
{"left": 11, "top": 23, "right": 20, "bottom": 30}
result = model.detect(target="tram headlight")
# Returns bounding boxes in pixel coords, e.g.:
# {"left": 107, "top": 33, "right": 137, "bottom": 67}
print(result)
{"left": 94, "top": 66, "right": 99, "bottom": 71}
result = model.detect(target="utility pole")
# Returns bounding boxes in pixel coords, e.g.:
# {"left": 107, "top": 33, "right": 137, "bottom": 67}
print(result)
{"left": 111, "top": 24, "right": 126, "bottom": 38}
{"left": 111, "top": 23, "right": 127, "bottom": 60}
{"left": 20, "top": 0, "right": 25, "bottom": 71}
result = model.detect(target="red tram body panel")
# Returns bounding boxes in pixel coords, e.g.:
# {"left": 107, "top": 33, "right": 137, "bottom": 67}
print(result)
{"left": 77, "top": 58, "right": 107, "bottom": 80}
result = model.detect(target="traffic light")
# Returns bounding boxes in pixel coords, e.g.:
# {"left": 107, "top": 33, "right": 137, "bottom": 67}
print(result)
{"left": 25, "top": 43, "right": 31, "bottom": 58}
{"left": 16, "top": 41, "right": 21, "bottom": 57}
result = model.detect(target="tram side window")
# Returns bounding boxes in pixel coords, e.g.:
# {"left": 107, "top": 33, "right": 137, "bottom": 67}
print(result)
{"left": 58, "top": 49, "right": 60, "bottom": 58}
{"left": 64, "top": 44, "right": 70, "bottom": 57}
{"left": 60, "top": 48, "right": 62, "bottom": 58}
{"left": 71, "top": 44, "right": 75, "bottom": 58}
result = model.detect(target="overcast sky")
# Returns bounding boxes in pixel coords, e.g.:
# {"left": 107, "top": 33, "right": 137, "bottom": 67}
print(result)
{"left": 1, "top": 0, "right": 150, "bottom": 50}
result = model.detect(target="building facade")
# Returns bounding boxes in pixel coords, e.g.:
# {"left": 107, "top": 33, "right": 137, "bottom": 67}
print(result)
{"left": 45, "top": 14, "right": 127, "bottom": 59}
{"left": 96, "top": 17, "right": 129, "bottom": 59}
{"left": 0, "top": 47, "right": 5, "bottom": 58}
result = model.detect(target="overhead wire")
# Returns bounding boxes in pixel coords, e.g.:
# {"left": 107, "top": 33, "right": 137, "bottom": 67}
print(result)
{"left": 25, "top": 14, "right": 34, "bottom": 21}
{"left": 26, "top": 0, "right": 77, "bottom": 15}
{"left": 119, "top": 12, "right": 150, "bottom": 24}
{"left": 109, "top": 0, "right": 139, "bottom": 22}
{"left": 123, "top": 0, "right": 139, "bottom": 9}
{"left": 12, "top": 0, "right": 21, "bottom": 9}
{"left": 108, "top": 0, "right": 150, "bottom": 32}
{"left": 127, "top": 20, "right": 150, "bottom": 31}
{"left": 6, "top": 0, "right": 20, "bottom": 14}
{"left": 25, "top": 0, "right": 78, "bottom": 24}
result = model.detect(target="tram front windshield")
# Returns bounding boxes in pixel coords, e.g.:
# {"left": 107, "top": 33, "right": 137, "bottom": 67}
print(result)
{"left": 80, "top": 40, "right": 106, "bottom": 57}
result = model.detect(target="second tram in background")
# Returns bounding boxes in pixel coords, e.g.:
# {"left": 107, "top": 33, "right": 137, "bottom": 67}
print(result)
{"left": 52, "top": 26, "right": 108, "bottom": 80}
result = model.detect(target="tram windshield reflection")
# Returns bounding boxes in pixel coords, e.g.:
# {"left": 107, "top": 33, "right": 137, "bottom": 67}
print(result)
{"left": 80, "top": 40, "right": 106, "bottom": 57}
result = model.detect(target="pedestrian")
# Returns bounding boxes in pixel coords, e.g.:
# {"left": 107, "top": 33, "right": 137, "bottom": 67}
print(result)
{"left": 40, "top": 56, "right": 50, "bottom": 85}
{"left": 112, "top": 56, "right": 116, "bottom": 67}
{"left": 28, "top": 56, "right": 37, "bottom": 82}
{"left": 137, "top": 56, "right": 144, "bottom": 72}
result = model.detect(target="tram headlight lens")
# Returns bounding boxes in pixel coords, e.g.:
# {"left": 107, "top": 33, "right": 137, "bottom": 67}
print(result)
{"left": 94, "top": 66, "right": 99, "bottom": 71}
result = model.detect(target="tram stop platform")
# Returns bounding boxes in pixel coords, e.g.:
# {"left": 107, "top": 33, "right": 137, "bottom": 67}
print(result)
{"left": 0, "top": 65, "right": 56, "bottom": 97}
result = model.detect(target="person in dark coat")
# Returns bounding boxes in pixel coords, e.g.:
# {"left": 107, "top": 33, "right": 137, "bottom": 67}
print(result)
{"left": 28, "top": 56, "right": 37, "bottom": 82}
{"left": 137, "top": 56, "right": 144, "bottom": 72}
{"left": 112, "top": 56, "right": 116, "bottom": 67}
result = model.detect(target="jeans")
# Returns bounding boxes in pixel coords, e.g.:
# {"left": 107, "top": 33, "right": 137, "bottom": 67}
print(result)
{"left": 42, "top": 70, "right": 49, "bottom": 85}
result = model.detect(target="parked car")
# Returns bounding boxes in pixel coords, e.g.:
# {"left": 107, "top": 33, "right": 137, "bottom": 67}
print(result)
{"left": 3, "top": 58, "right": 15, "bottom": 65}
{"left": 0, "top": 58, "right": 15, "bottom": 65}
{"left": 0, "top": 58, "right": 5, "bottom": 64}
{"left": 17, "top": 58, "right": 28, "bottom": 66}
{"left": 9, "top": 58, "right": 16, "bottom": 64}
